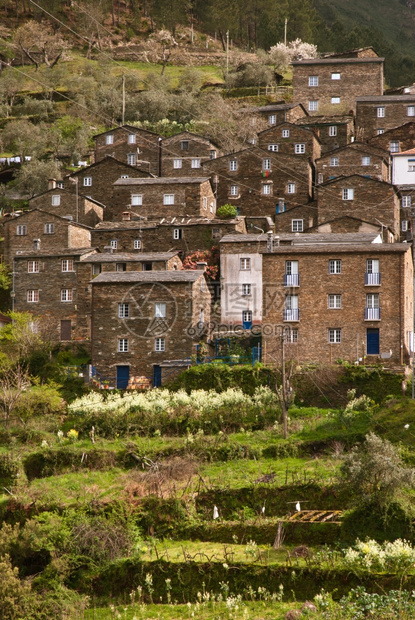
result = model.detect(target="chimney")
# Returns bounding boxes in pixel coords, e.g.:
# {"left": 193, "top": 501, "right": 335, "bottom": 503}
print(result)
{"left": 122, "top": 211, "right": 131, "bottom": 221}
{"left": 267, "top": 231, "right": 273, "bottom": 252}
{"left": 48, "top": 178, "right": 57, "bottom": 190}
{"left": 103, "top": 246, "right": 114, "bottom": 254}
{"left": 196, "top": 261, "right": 208, "bottom": 271}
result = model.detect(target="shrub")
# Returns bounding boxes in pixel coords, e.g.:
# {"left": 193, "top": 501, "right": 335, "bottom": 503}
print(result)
{"left": 0, "top": 454, "right": 19, "bottom": 488}
{"left": 14, "top": 382, "right": 65, "bottom": 421}
{"left": 217, "top": 203, "right": 238, "bottom": 218}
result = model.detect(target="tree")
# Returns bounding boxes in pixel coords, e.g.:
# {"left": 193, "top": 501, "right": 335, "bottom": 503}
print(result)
{"left": 269, "top": 38, "right": 318, "bottom": 73}
{"left": 0, "top": 120, "right": 44, "bottom": 163}
{"left": 0, "top": 364, "right": 30, "bottom": 427}
{"left": 12, "top": 158, "right": 62, "bottom": 197}
{"left": 12, "top": 21, "right": 69, "bottom": 71}
{"left": 182, "top": 247, "right": 220, "bottom": 280}
{"left": 0, "top": 68, "right": 26, "bottom": 118}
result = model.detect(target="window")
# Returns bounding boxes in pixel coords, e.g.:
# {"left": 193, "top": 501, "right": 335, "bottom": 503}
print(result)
{"left": 131, "top": 194, "right": 143, "bottom": 206}
{"left": 331, "top": 72, "right": 341, "bottom": 80}
{"left": 110, "top": 239, "right": 118, "bottom": 249}
{"left": 143, "top": 262, "right": 152, "bottom": 271}
{"left": 209, "top": 150, "right": 217, "bottom": 159}
{"left": 212, "top": 227, "right": 221, "bottom": 239}
{"left": 287, "top": 183, "right": 296, "bottom": 194}
{"left": 116, "top": 263, "right": 126, "bottom": 272}
{"left": 268, "top": 144, "right": 279, "bottom": 152}
{"left": 17, "top": 225, "right": 27, "bottom": 236}
{"left": 28, "top": 260, "right": 39, "bottom": 273}
{"left": 328, "top": 125, "right": 337, "bottom": 137}
{"left": 377, "top": 107, "right": 385, "bottom": 118}
{"left": 203, "top": 197, "right": 207, "bottom": 209}
{"left": 33, "top": 239, "right": 40, "bottom": 251}
{"left": 191, "top": 158, "right": 201, "bottom": 168}
{"left": 240, "top": 258, "right": 251, "bottom": 270}
{"left": 134, "top": 239, "right": 142, "bottom": 250}
{"left": 328, "top": 294, "right": 342, "bottom": 309}
{"left": 27, "top": 289, "right": 39, "bottom": 303}
{"left": 409, "top": 163, "right": 415, "bottom": 172}
{"left": 155, "top": 302, "right": 166, "bottom": 318}
{"left": 118, "top": 303, "right": 129, "bottom": 318}
{"left": 282, "top": 129, "right": 290, "bottom": 138}
{"left": 242, "top": 283, "right": 251, "bottom": 296}
{"left": 367, "top": 293, "right": 379, "bottom": 308}
{"left": 286, "top": 260, "right": 298, "bottom": 276}
{"left": 308, "top": 100, "right": 318, "bottom": 111}
{"left": 308, "top": 75, "right": 319, "bottom": 86}
{"left": 284, "top": 295, "right": 298, "bottom": 322}
{"left": 44, "top": 223, "right": 55, "bottom": 234}
{"left": 402, "top": 196, "right": 412, "bottom": 207}
{"left": 342, "top": 188, "right": 354, "bottom": 200}
{"left": 262, "top": 184, "right": 272, "bottom": 195}
{"left": 390, "top": 141, "right": 400, "bottom": 153}
{"left": 317, "top": 173, "right": 324, "bottom": 184}
{"left": 294, "top": 143, "right": 306, "bottom": 154}
{"left": 408, "top": 106, "right": 415, "bottom": 116}
{"left": 155, "top": 337, "right": 165, "bottom": 352}
{"left": 118, "top": 338, "right": 129, "bottom": 352}
{"left": 361, "top": 156, "right": 371, "bottom": 166}
{"left": 329, "top": 259, "right": 341, "bottom": 274}
{"left": 127, "top": 153, "right": 136, "bottom": 166}
{"left": 331, "top": 97, "right": 341, "bottom": 104}
{"left": 163, "top": 194, "right": 174, "bottom": 205}
{"left": 330, "top": 157, "right": 339, "bottom": 167}
{"left": 51, "top": 195, "right": 60, "bottom": 206}
{"left": 83, "top": 177, "right": 92, "bottom": 186}
{"left": 128, "top": 133, "right": 136, "bottom": 144}
{"left": 120, "top": 175, "right": 129, "bottom": 179}
{"left": 61, "top": 289, "right": 73, "bottom": 302}
{"left": 291, "top": 219, "right": 303, "bottom": 232}
{"left": 262, "top": 158, "right": 271, "bottom": 170}
{"left": 57, "top": 181, "right": 64, "bottom": 189}
{"left": 92, "top": 264, "right": 101, "bottom": 276}
{"left": 229, "top": 159, "right": 238, "bottom": 171}
{"left": 181, "top": 141, "right": 189, "bottom": 150}
{"left": 173, "top": 228, "right": 182, "bottom": 240}
{"left": 62, "top": 259, "right": 74, "bottom": 272}
{"left": 230, "top": 185, "right": 239, "bottom": 196}
{"left": 173, "top": 159, "right": 182, "bottom": 169}
{"left": 402, "top": 220, "right": 409, "bottom": 232}
{"left": 328, "top": 328, "right": 341, "bottom": 343}
{"left": 242, "top": 310, "right": 252, "bottom": 323}
{"left": 377, "top": 129, "right": 384, "bottom": 135}
{"left": 287, "top": 328, "right": 298, "bottom": 343}
{"left": 106, "top": 134, "right": 114, "bottom": 145}
{"left": 268, "top": 114, "right": 277, "bottom": 125}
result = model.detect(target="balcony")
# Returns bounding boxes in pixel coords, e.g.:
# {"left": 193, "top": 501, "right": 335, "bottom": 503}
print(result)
{"left": 284, "top": 274, "right": 299, "bottom": 287}
{"left": 283, "top": 308, "right": 299, "bottom": 321}
{"left": 365, "top": 307, "right": 380, "bottom": 320}
{"left": 365, "top": 272, "right": 381, "bottom": 286}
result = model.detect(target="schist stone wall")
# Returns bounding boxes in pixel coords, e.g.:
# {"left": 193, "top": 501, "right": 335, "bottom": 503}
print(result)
{"left": 93, "top": 126, "right": 161, "bottom": 175}
{"left": 29, "top": 189, "right": 103, "bottom": 227}
{"left": 91, "top": 271, "right": 212, "bottom": 380}
{"left": 296, "top": 116, "right": 354, "bottom": 154}
{"left": 257, "top": 122, "right": 321, "bottom": 162}
{"left": 316, "top": 175, "right": 400, "bottom": 236}
{"left": 356, "top": 97, "right": 415, "bottom": 141}
{"left": 161, "top": 132, "right": 220, "bottom": 177}
{"left": 274, "top": 203, "right": 318, "bottom": 234}
{"left": 315, "top": 143, "right": 390, "bottom": 185}
{"left": 109, "top": 178, "right": 216, "bottom": 220}
{"left": 91, "top": 218, "right": 246, "bottom": 256}
{"left": 292, "top": 57, "right": 384, "bottom": 116}
{"left": 255, "top": 103, "right": 308, "bottom": 127}
{"left": 368, "top": 122, "right": 415, "bottom": 153}
{"left": 2, "top": 210, "right": 91, "bottom": 266}
{"left": 261, "top": 244, "right": 413, "bottom": 365}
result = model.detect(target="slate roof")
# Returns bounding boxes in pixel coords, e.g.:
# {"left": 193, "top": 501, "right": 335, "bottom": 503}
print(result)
{"left": 80, "top": 252, "right": 179, "bottom": 262}
{"left": 92, "top": 270, "right": 205, "bottom": 284}
{"left": 113, "top": 177, "right": 210, "bottom": 186}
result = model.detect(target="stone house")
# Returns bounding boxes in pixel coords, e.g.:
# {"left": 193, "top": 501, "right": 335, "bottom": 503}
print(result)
{"left": 315, "top": 143, "right": 390, "bottom": 185}
{"left": 91, "top": 270, "right": 212, "bottom": 387}
{"left": 367, "top": 122, "right": 415, "bottom": 153}
{"left": 256, "top": 122, "right": 321, "bottom": 162}
{"left": 274, "top": 203, "right": 318, "bottom": 234}
{"left": 12, "top": 248, "right": 96, "bottom": 342}
{"left": 202, "top": 146, "right": 313, "bottom": 217}
{"left": 93, "top": 125, "right": 162, "bottom": 175}
{"left": 161, "top": 131, "right": 221, "bottom": 177}
{"left": 306, "top": 216, "right": 385, "bottom": 237}
{"left": 2, "top": 209, "right": 92, "bottom": 266}
{"left": 296, "top": 116, "right": 354, "bottom": 154}
{"left": 110, "top": 177, "right": 216, "bottom": 220}
{"left": 292, "top": 53, "right": 384, "bottom": 116}
{"left": 356, "top": 96, "right": 415, "bottom": 141}
{"left": 62, "top": 156, "right": 153, "bottom": 207}
{"left": 91, "top": 216, "right": 246, "bottom": 257}
{"left": 316, "top": 175, "right": 400, "bottom": 238}
{"left": 254, "top": 102, "right": 308, "bottom": 127}
{"left": 261, "top": 241, "right": 413, "bottom": 366}
{"left": 28, "top": 185, "right": 104, "bottom": 228}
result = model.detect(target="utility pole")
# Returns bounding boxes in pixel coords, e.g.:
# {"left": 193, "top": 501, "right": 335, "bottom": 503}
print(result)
{"left": 281, "top": 330, "right": 288, "bottom": 439}
{"left": 226, "top": 30, "right": 229, "bottom": 74}
{"left": 284, "top": 18, "right": 288, "bottom": 47}
{"left": 122, "top": 73, "right": 125, "bottom": 126}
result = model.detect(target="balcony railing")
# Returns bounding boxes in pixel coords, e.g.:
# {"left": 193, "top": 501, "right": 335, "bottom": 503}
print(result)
{"left": 284, "top": 274, "right": 299, "bottom": 287}
{"left": 365, "top": 307, "right": 380, "bottom": 320}
{"left": 283, "top": 308, "right": 299, "bottom": 321}
{"left": 365, "top": 272, "right": 381, "bottom": 286}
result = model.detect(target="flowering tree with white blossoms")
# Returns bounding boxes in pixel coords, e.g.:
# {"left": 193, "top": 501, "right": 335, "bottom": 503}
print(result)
{"left": 268, "top": 39, "right": 318, "bottom": 73}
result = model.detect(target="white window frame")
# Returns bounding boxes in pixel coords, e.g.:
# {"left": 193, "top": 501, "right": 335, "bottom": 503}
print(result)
{"left": 16, "top": 225, "right": 27, "bottom": 236}
{"left": 287, "top": 328, "right": 298, "bottom": 343}
{"left": 44, "top": 223, "right": 55, "bottom": 234}
{"left": 291, "top": 219, "right": 303, "bottom": 232}
{"left": 240, "top": 258, "right": 251, "bottom": 271}
{"left": 402, "top": 220, "right": 409, "bottom": 232}
{"left": 61, "top": 288, "right": 73, "bottom": 302}
{"left": 28, "top": 260, "right": 39, "bottom": 273}
{"left": 328, "top": 328, "right": 341, "bottom": 343}
{"left": 328, "top": 125, "right": 337, "bottom": 137}
{"left": 342, "top": 188, "right": 354, "bottom": 200}
{"left": 329, "top": 259, "right": 342, "bottom": 274}
{"left": 83, "top": 177, "right": 92, "bottom": 187}
{"left": 294, "top": 143, "right": 305, "bottom": 154}
{"left": 390, "top": 141, "right": 400, "bottom": 153}
{"left": 27, "top": 289, "right": 39, "bottom": 303}
{"left": 262, "top": 158, "right": 271, "bottom": 170}
{"left": 268, "top": 144, "right": 279, "bottom": 152}
{"left": 173, "top": 159, "right": 182, "bottom": 169}
{"left": 268, "top": 114, "right": 277, "bottom": 125}
{"left": 127, "top": 153, "right": 137, "bottom": 166}
{"left": 287, "top": 183, "right": 296, "bottom": 194}
{"left": 118, "top": 303, "right": 129, "bottom": 318}
{"left": 408, "top": 164, "right": 415, "bottom": 172}
{"left": 328, "top": 294, "right": 342, "bottom": 309}
{"left": 134, "top": 239, "right": 142, "bottom": 250}
{"left": 331, "top": 73, "right": 341, "bottom": 80}
{"left": 402, "top": 196, "right": 412, "bottom": 208}
{"left": 155, "top": 337, "right": 165, "bottom": 352}
{"left": 330, "top": 157, "right": 339, "bottom": 166}
{"left": 366, "top": 293, "right": 380, "bottom": 309}
{"left": 110, "top": 239, "right": 118, "bottom": 249}
{"left": 242, "top": 310, "right": 252, "bottom": 323}
{"left": 331, "top": 97, "right": 341, "bottom": 104}
{"left": 209, "top": 150, "right": 217, "bottom": 159}
{"left": 230, "top": 185, "right": 239, "bottom": 196}
{"left": 128, "top": 133, "right": 136, "bottom": 144}
{"left": 262, "top": 184, "right": 272, "bottom": 195}
{"left": 173, "top": 228, "right": 182, "bottom": 240}
{"left": 308, "top": 100, "right": 318, "bottom": 111}
{"left": 118, "top": 338, "right": 129, "bottom": 352}
{"left": 155, "top": 302, "right": 166, "bottom": 318}
{"left": 191, "top": 158, "right": 201, "bottom": 169}
{"left": 282, "top": 129, "right": 290, "bottom": 138}
{"left": 106, "top": 134, "right": 114, "bottom": 145}
{"left": 92, "top": 264, "right": 101, "bottom": 276}
{"left": 164, "top": 194, "right": 175, "bottom": 205}
{"left": 377, "top": 129, "right": 385, "bottom": 135}
{"left": 61, "top": 259, "right": 74, "bottom": 272}
{"left": 308, "top": 75, "right": 319, "bottom": 86}
{"left": 229, "top": 159, "right": 238, "bottom": 171}
{"left": 242, "top": 283, "right": 251, "bottom": 296}
{"left": 366, "top": 259, "right": 380, "bottom": 274}
{"left": 408, "top": 106, "right": 415, "bottom": 117}
{"left": 377, "top": 107, "right": 385, "bottom": 118}
{"left": 131, "top": 194, "right": 143, "bottom": 206}
{"left": 51, "top": 195, "right": 60, "bottom": 206}
{"left": 361, "top": 156, "right": 371, "bottom": 166}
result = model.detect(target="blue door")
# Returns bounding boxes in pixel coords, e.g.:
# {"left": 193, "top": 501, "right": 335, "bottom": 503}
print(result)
{"left": 153, "top": 365, "right": 162, "bottom": 387}
{"left": 116, "top": 366, "right": 130, "bottom": 389}
{"left": 367, "top": 329, "right": 380, "bottom": 355}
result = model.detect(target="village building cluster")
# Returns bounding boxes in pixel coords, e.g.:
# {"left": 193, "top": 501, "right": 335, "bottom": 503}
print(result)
{"left": 2, "top": 47, "right": 415, "bottom": 387}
